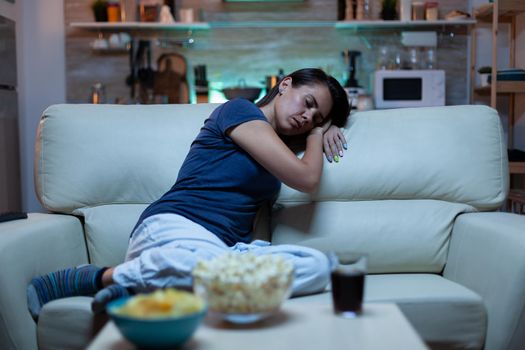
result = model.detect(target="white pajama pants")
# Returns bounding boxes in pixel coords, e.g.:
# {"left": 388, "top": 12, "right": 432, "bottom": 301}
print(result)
{"left": 113, "top": 213, "right": 330, "bottom": 296}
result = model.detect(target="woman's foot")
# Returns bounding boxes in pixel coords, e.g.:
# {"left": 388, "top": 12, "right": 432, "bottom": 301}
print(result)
{"left": 27, "top": 264, "right": 105, "bottom": 320}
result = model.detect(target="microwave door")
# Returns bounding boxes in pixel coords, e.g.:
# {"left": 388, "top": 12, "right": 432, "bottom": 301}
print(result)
{"left": 383, "top": 78, "right": 423, "bottom": 108}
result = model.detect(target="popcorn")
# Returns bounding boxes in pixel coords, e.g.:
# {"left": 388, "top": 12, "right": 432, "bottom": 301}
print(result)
{"left": 192, "top": 253, "right": 294, "bottom": 314}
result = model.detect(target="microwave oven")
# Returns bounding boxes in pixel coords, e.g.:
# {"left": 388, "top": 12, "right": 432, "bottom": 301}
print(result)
{"left": 374, "top": 70, "right": 445, "bottom": 109}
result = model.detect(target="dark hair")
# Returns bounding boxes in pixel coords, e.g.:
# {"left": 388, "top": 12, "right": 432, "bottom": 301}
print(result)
{"left": 256, "top": 68, "right": 350, "bottom": 128}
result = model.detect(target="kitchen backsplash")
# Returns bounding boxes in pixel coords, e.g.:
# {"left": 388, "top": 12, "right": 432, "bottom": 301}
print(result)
{"left": 65, "top": 0, "right": 470, "bottom": 104}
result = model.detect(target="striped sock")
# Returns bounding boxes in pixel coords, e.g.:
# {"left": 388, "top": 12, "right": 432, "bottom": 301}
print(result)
{"left": 92, "top": 284, "right": 133, "bottom": 314}
{"left": 27, "top": 264, "right": 104, "bottom": 320}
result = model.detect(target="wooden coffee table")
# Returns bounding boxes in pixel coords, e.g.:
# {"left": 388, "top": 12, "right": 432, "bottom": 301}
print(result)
{"left": 87, "top": 302, "right": 428, "bottom": 350}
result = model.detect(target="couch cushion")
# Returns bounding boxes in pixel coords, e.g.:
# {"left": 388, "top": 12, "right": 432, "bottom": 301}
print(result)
{"left": 277, "top": 105, "right": 507, "bottom": 210}
{"left": 74, "top": 204, "right": 147, "bottom": 267}
{"left": 37, "top": 297, "right": 105, "bottom": 350}
{"left": 291, "top": 274, "right": 486, "bottom": 350}
{"left": 272, "top": 199, "right": 475, "bottom": 273}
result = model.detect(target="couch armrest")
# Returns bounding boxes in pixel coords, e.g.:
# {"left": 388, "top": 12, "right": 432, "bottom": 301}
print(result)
{"left": 444, "top": 212, "right": 525, "bottom": 350}
{"left": 0, "top": 213, "right": 88, "bottom": 350}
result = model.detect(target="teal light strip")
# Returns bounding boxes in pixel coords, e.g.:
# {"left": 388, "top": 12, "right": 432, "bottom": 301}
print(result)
{"left": 210, "top": 21, "right": 334, "bottom": 28}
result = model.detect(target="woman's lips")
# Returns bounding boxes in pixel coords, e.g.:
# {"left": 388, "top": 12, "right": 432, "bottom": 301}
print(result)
{"left": 291, "top": 117, "right": 301, "bottom": 129}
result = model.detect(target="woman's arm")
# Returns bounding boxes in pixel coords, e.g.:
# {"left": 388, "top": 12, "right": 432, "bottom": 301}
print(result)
{"left": 228, "top": 120, "right": 327, "bottom": 193}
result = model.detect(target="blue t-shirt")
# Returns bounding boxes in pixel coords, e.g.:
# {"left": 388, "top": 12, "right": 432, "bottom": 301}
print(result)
{"left": 134, "top": 98, "right": 281, "bottom": 246}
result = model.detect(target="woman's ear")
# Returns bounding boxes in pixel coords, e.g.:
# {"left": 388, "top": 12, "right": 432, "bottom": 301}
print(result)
{"left": 279, "top": 77, "right": 292, "bottom": 95}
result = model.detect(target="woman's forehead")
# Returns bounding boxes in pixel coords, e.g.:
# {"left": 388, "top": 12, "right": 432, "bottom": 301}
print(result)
{"left": 298, "top": 84, "right": 332, "bottom": 115}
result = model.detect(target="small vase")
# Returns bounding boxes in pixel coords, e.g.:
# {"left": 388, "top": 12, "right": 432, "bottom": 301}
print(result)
{"left": 479, "top": 73, "right": 490, "bottom": 87}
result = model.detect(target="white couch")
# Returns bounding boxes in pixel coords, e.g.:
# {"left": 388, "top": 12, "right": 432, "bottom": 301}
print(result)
{"left": 1, "top": 103, "right": 524, "bottom": 350}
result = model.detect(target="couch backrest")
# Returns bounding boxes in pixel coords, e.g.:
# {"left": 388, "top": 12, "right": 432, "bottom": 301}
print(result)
{"left": 36, "top": 104, "right": 219, "bottom": 212}
{"left": 276, "top": 105, "right": 508, "bottom": 208}
{"left": 35, "top": 104, "right": 508, "bottom": 269}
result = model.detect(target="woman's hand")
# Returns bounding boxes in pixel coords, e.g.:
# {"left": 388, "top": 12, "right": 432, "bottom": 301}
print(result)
{"left": 309, "top": 118, "right": 332, "bottom": 136}
{"left": 323, "top": 125, "right": 347, "bottom": 163}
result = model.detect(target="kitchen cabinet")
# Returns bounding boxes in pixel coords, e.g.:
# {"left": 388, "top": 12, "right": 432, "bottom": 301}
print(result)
{"left": 470, "top": 0, "right": 525, "bottom": 175}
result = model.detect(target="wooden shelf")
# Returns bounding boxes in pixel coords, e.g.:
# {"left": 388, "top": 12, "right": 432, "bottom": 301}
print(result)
{"left": 474, "top": 1, "right": 525, "bottom": 22}
{"left": 335, "top": 19, "right": 476, "bottom": 29}
{"left": 510, "top": 162, "right": 525, "bottom": 174}
{"left": 70, "top": 22, "right": 211, "bottom": 31}
{"left": 474, "top": 81, "right": 525, "bottom": 95}
{"left": 70, "top": 20, "right": 476, "bottom": 31}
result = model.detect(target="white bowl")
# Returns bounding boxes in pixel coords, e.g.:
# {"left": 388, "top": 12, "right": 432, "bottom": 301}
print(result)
{"left": 192, "top": 253, "right": 293, "bottom": 323}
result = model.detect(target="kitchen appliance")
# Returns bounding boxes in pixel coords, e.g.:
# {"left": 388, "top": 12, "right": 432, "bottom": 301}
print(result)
{"left": 222, "top": 79, "right": 262, "bottom": 102}
{"left": 0, "top": 14, "right": 21, "bottom": 211}
{"left": 374, "top": 70, "right": 445, "bottom": 109}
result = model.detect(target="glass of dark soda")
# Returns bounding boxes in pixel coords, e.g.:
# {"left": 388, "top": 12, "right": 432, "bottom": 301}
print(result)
{"left": 329, "top": 252, "right": 367, "bottom": 318}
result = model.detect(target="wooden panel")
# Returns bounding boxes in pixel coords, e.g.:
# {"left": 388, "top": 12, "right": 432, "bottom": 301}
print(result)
{"left": 510, "top": 162, "right": 525, "bottom": 174}
{"left": 474, "top": 0, "right": 525, "bottom": 22}
{"left": 474, "top": 81, "right": 525, "bottom": 95}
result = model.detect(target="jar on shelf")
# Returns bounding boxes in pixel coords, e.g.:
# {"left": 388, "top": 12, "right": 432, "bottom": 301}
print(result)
{"left": 355, "top": 0, "right": 371, "bottom": 20}
{"left": 107, "top": 0, "right": 121, "bottom": 22}
{"left": 425, "top": 2, "right": 439, "bottom": 21}
{"left": 139, "top": 0, "right": 161, "bottom": 22}
{"left": 412, "top": 2, "right": 425, "bottom": 20}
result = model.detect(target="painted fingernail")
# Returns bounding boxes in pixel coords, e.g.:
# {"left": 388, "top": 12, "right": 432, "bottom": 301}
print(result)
{"left": 343, "top": 143, "right": 348, "bottom": 150}
{"left": 327, "top": 155, "right": 333, "bottom": 163}
{"left": 339, "top": 150, "right": 344, "bottom": 157}
{"left": 334, "top": 155, "right": 340, "bottom": 163}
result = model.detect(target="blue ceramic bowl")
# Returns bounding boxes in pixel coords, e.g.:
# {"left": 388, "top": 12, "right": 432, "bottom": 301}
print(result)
{"left": 107, "top": 296, "right": 207, "bottom": 348}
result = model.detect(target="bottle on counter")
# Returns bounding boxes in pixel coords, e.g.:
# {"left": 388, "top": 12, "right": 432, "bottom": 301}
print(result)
{"left": 194, "top": 65, "right": 209, "bottom": 103}
{"left": 90, "top": 83, "right": 107, "bottom": 104}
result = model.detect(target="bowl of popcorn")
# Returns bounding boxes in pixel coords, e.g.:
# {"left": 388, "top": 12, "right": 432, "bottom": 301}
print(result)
{"left": 107, "top": 288, "right": 206, "bottom": 348}
{"left": 192, "top": 253, "right": 294, "bottom": 324}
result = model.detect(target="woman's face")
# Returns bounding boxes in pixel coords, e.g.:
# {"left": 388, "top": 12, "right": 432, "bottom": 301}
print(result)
{"left": 273, "top": 78, "right": 333, "bottom": 136}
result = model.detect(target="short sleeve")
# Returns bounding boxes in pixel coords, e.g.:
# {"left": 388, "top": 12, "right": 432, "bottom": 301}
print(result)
{"left": 215, "top": 98, "right": 268, "bottom": 135}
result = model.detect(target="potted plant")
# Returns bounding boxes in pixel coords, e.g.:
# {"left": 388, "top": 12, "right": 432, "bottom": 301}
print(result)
{"left": 381, "top": 0, "right": 398, "bottom": 20}
{"left": 92, "top": 0, "right": 109, "bottom": 22}
{"left": 478, "top": 66, "right": 492, "bottom": 87}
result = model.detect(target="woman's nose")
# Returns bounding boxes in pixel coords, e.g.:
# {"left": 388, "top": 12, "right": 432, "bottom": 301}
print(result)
{"left": 302, "top": 110, "right": 313, "bottom": 122}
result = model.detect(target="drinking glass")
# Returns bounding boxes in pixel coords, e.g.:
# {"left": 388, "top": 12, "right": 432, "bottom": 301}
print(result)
{"left": 329, "top": 251, "right": 367, "bottom": 318}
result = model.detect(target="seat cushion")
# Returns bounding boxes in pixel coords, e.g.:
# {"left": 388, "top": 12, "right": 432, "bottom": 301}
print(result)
{"left": 290, "top": 274, "right": 486, "bottom": 350}
{"left": 37, "top": 297, "right": 106, "bottom": 350}
{"left": 272, "top": 199, "right": 475, "bottom": 273}
{"left": 74, "top": 204, "right": 147, "bottom": 267}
